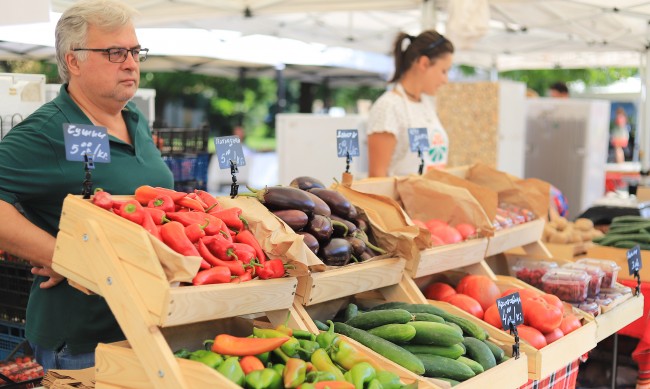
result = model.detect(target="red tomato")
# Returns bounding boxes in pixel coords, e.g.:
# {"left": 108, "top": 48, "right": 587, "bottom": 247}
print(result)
{"left": 455, "top": 223, "right": 477, "bottom": 239}
{"left": 541, "top": 293, "right": 564, "bottom": 310}
{"left": 457, "top": 275, "right": 501, "bottom": 311}
{"left": 432, "top": 225, "right": 463, "bottom": 244}
{"left": 559, "top": 313, "right": 582, "bottom": 335}
{"left": 544, "top": 327, "right": 564, "bottom": 344}
{"left": 499, "top": 287, "right": 540, "bottom": 301}
{"left": 424, "top": 282, "right": 456, "bottom": 301}
{"left": 523, "top": 296, "right": 563, "bottom": 333}
{"left": 425, "top": 219, "right": 447, "bottom": 233}
{"left": 430, "top": 234, "right": 445, "bottom": 246}
{"left": 483, "top": 303, "right": 502, "bottom": 329}
{"left": 447, "top": 293, "right": 484, "bottom": 319}
{"left": 517, "top": 325, "right": 547, "bottom": 349}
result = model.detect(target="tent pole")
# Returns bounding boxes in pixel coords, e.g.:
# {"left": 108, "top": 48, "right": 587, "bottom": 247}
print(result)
{"left": 641, "top": 52, "right": 650, "bottom": 171}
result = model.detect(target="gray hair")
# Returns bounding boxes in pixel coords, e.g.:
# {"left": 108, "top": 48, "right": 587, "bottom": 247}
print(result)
{"left": 55, "top": 0, "right": 139, "bottom": 83}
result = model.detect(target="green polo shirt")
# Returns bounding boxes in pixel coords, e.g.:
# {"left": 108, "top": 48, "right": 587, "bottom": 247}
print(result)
{"left": 0, "top": 84, "right": 173, "bottom": 354}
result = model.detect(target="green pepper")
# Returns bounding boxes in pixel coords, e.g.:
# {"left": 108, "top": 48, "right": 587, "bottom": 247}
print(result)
{"left": 272, "top": 363, "right": 285, "bottom": 376}
{"left": 257, "top": 351, "right": 270, "bottom": 365}
{"left": 374, "top": 371, "right": 402, "bottom": 389}
{"left": 188, "top": 349, "right": 223, "bottom": 369}
{"left": 297, "top": 339, "right": 320, "bottom": 360}
{"left": 367, "top": 378, "right": 384, "bottom": 389}
{"left": 292, "top": 329, "right": 316, "bottom": 340}
{"left": 330, "top": 337, "right": 379, "bottom": 371}
{"left": 216, "top": 356, "right": 245, "bottom": 386}
{"left": 297, "top": 384, "right": 316, "bottom": 389}
{"left": 283, "top": 358, "right": 307, "bottom": 388}
{"left": 315, "top": 320, "right": 338, "bottom": 350}
{"left": 245, "top": 367, "right": 283, "bottom": 389}
{"left": 305, "top": 371, "right": 338, "bottom": 383}
{"left": 272, "top": 347, "right": 291, "bottom": 363}
{"left": 310, "top": 348, "right": 345, "bottom": 381}
{"left": 349, "top": 362, "right": 376, "bottom": 389}
{"left": 173, "top": 348, "right": 192, "bottom": 359}
{"left": 253, "top": 327, "right": 301, "bottom": 357}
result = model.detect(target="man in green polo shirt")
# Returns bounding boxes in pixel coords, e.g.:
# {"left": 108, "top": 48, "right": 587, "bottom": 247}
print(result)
{"left": 0, "top": 0, "right": 172, "bottom": 371}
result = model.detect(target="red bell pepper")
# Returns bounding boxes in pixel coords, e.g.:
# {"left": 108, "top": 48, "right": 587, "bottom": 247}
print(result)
{"left": 195, "top": 190, "right": 221, "bottom": 212}
{"left": 135, "top": 185, "right": 186, "bottom": 204}
{"left": 197, "top": 238, "right": 246, "bottom": 276}
{"left": 234, "top": 230, "right": 266, "bottom": 264}
{"left": 209, "top": 207, "right": 248, "bottom": 231}
{"left": 142, "top": 207, "right": 169, "bottom": 225}
{"left": 176, "top": 196, "right": 205, "bottom": 212}
{"left": 185, "top": 220, "right": 209, "bottom": 243}
{"left": 257, "top": 258, "right": 285, "bottom": 280}
{"left": 92, "top": 190, "right": 113, "bottom": 210}
{"left": 141, "top": 210, "right": 161, "bottom": 240}
{"left": 118, "top": 200, "right": 145, "bottom": 225}
{"left": 166, "top": 212, "right": 230, "bottom": 239}
{"left": 147, "top": 194, "right": 175, "bottom": 212}
{"left": 202, "top": 234, "right": 238, "bottom": 261}
{"left": 192, "top": 265, "right": 231, "bottom": 285}
{"left": 160, "top": 221, "right": 201, "bottom": 257}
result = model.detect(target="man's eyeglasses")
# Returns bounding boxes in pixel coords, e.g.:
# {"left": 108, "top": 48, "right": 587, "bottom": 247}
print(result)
{"left": 72, "top": 47, "right": 149, "bottom": 63}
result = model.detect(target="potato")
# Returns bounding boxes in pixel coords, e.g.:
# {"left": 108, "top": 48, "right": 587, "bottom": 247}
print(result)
{"left": 549, "top": 231, "right": 570, "bottom": 244}
{"left": 543, "top": 224, "right": 557, "bottom": 241}
{"left": 571, "top": 230, "right": 583, "bottom": 243}
{"left": 574, "top": 218, "right": 595, "bottom": 232}
{"left": 555, "top": 217, "right": 568, "bottom": 231}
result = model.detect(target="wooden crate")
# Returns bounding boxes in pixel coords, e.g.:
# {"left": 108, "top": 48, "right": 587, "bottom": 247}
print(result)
{"left": 594, "top": 292, "right": 644, "bottom": 342}
{"left": 544, "top": 241, "right": 593, "bottom": 260}
{"left": 485, "top": 218, "right": 545, "bottom": 257}
{"left": 407, "top": 238, "right": 489, "bottom": 278}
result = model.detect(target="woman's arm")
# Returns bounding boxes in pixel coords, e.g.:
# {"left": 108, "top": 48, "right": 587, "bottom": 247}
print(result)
{"left": 367, "top": 132, "right": 397, "bottom": 177}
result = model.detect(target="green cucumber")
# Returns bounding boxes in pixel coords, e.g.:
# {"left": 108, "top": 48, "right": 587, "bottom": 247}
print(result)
{"left": 412, "top": 312, "right": 445, "bottom": 323}
{"left": 434, "top": 377, "right": 460, "bottom": 386}
{"left": 500, "top": 355, "right": 511, "bottom": 363}
{"left": 413, "top": 354, "right": 476, "bottom": 381}
{"left": 402, "top": 344, "right": 465, "bottom": 359}
{"left": 313, "top": 319, "right": 329, "bottom": 331}
{"left": 368, "top": 324, "right": 416, "bottom": 343}
{"left": 370, "top": 302, "right": 410, "bottom": 311}
{"left": 345, "top": 309, "right": 412, "bottom": 330}
{"left": 401, "top": 304, "right": 488, "bottom": 341}
{"left": 333, "top": 322, "right": 425, "bottom": 375}
{"left": 343, "top": 303, "right": 359, "bottom": 322}
{"left": 446, "top": 322, "right": 463, "bottom": 336}
{"left": 482, "top": 339, "right": 505, "bottom": 363}
{"left": 462, "top": 337, "right": 496, "bottom": 371}
{"left": 456, "top": 356, "right": 485, "bottom": 375}
{"left": 408, "top": 321, "right": 463, "bottom": 346}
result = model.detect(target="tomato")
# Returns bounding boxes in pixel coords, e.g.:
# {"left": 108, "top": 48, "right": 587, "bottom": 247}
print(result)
{"left": 541, "top": 293, "right": 564, "bottom": 310}
{"left": 483, "top": 303, "right": 503, "bottom": 329}
{"left": 455, "top": 223, "right": 477, "bottom": 239}
{"left": 425, "top": 219, "right": 447, "bottom": 233}
{"left": 523, "top": 296, "right": 563, "bottom": 333}
{"left": 559, "top": 313, "right": 582, "bottom": 335}
{"left": 544, "top": 327, "right": 564, "bottom": 344}
{"left": 447, "top": 293, "right": 484, "bottom": 319}
{"left": 517, "top": 325, "right": 547, "bottom": 349}
{"left": 457, "top": 275, "right": 501, "bottom": 311}
{"left": 432, "top": 225, "right": 463, "bottom": 244}
{"left": 499, "top": 287, "right": 539, "bottom": 301}
{"left": 430, "top": 234, "right": 445, "bottom": 246}
{"left": 424, "top": 282, "right": 456, "bottom": 301}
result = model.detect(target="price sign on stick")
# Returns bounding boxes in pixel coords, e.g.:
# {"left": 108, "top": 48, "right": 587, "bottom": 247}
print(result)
{"left": 215, "top": 136, "right": 246, "bottom": 169}
{"left": 627, "top": 245, "right": 642, "bottom": 275}
{"left": 496, "top": 292, "right": 524, "bottom": 330}
{"left": 63, "top": 123, "right": 110, "bottom": 163}
{"left": 408, "top": 127, "right": 430, "bottom": 152}
{"left": 336, "top": 129, "right": 360, "bottom": 158}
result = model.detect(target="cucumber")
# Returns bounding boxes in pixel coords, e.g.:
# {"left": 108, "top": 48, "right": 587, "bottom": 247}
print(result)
{"left": 611, "top": 215, "right": 650, "bottom": 225}
{"left": 434, "top": 377, "right": 460, "bottom": 387}
{"left": 313, "top": 319, "right": 329, "bottom": 331}
{"left": 462, "top": 337, "right": 496, "bottom": 371}
{"left": 333, "top": 322, "right": 425, "bottom": 375}
{"left": 606, "top": 222, "right": 650, "bottom": 235}
{"left": 456, "top": 356, "right": 485, "bottom": 375}
{"left": 446, "top": 322, "right": 463, "bottom": 336}
{"left": 368, "top": 324, "right": 416, "bottom": 343}
{"left": 412, "top": 312, "right": 445, "bottom": 323}
{"left": 413, "top": 354, "right": 476, "bottom": 381}
{"left": 408, "top": 321, "right": 464, "bottom": 346}
{"left": 370, "top": 302, "right": 411, "bottom": 311}
{"left": 402, "top": 344, "right": 465, "bottom": 359}
{"left": 500, "top": 355, "right": 511, "bottom": 364}
{"left": 599, "top": 233, "right": 650, "bottom": 247}
{"left": 343, "top": 303, "right": 359, "bottom": 322}
{"left": 345, "top": 309, "right": 413, "bottom": 330}
{"left": 614, "top": 240, "right": 650, "bottom": 250}
{"left": 482, "top": 339, "right": 505, "bottom": 363}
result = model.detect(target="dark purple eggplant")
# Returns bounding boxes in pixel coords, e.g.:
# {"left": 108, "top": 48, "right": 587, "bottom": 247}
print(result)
{"left": 298, "top": 232, "right": 319, "bottom": 255}
{"left": 359, "top": 250, "right": 374, "bottom": 261}
{"left": 273, "top": 209, "right": 309, "bottom": 231}
{"left": 290, "top": 176, "right": 326, "bottom": 191}
{"left": 304, "top": 191, "right": 331, "bottom": 217}
{"left": 331, "top": 215, "right": 357, "bottom": 236}
{"left": 320, "top": 238, "right": 353, "bottom": 266}
{"left": 347, "top": 205, "right": 358, "bottom": 220}
{"left": 307, "top": 214, "right": 333, "bottom": 242}
{"left": 353, "top": 229, "right": 386, "bottom": 255}
{"left": 244, "top": 186, "right": 315, "bottom": 215}
{"left": 308, "top": 188, "right": 352, "bottom": 219}
{"left": 355, "top": 218, "right": 368, "bottom": 232}
{"left": 331, "top": 219, "right": 349, "bottom": 238}
{"left": 345, "top": 236, "right": 367, "bottom": 257}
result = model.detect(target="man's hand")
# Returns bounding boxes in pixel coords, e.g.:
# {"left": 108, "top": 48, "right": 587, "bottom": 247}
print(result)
{"left": 31, "top": 265, "right": 65, "bottom": 289}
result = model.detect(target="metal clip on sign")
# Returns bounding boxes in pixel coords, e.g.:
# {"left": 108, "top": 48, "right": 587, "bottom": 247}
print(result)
{"left": 634, "top": 270, "right": 641, "bottom": 297}
{"left": 509, "top": 322, "right": 520, "bottom": 359}
{"left": 417, "top": 147, "right": 424, "bottom": 175}
{"left": 230, "top": 159, "right": 239, "bottom": 198}
{"left": 345, "top": 151, "right": 351, "bottom": 174}
{"left": 82, "top": 153, "right": 95, "bottom": 199}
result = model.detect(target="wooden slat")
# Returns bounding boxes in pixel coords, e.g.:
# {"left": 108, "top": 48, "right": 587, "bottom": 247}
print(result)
{"left": 485, "top": 218, "right": 545, "bottom": 256}
{"left": 408, "top": 238, "right": 489, "bottom": 278}
{"left": 595, "top": 293, "right": 644, "bottom": 342}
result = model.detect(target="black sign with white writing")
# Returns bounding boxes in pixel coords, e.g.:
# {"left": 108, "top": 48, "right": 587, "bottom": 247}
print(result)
{"left": 63, "top": 123, "right": 110, "bottom": 163}
{"left": 408, "top": 127, "right": 429, "bottom": 152}
{"left": 215, "top": 136, "right": 246, "bottom": 169}
{"left": 336, "top": 129, "right": 360, "bottom": 158}
{"left": 627, "top": 245, "right": 643, "bottom": 275}
{"left": 496, "top": 292, "right": 524, "bottom": 331}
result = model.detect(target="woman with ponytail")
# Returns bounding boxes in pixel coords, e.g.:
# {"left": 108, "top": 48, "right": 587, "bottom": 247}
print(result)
{"left": 366, "top": 30, "right": 454, "bottom": 177}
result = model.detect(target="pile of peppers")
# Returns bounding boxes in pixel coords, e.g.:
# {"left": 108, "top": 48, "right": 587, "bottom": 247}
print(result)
{"left": 91, "top": 185, "right": 287, "bottom": 285}
{"left": 174, "top": 320, "right": 416, "bottom": 389}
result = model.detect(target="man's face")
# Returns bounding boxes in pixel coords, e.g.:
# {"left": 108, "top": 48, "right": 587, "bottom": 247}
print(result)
{"left": 74, "top": 23, "right": 141, "bottom": 104}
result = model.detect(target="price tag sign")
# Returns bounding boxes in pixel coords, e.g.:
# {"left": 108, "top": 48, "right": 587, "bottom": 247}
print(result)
{"left": 408, "top": 127, "right": 429, "bottom": 152}
{"left": 63, "top": 123, "right": 110, "bottom": 163}
{"left": 627, "top": 245, "right": 643, "bottom": 275}
{"left": 496, "top": 292, "right": 524, "bottom": 331}
{"left": 215, "top": 136, "right": 246, "bottom": 169}
{"left": 336, "top": 129, "right": 360, "bottom": 158}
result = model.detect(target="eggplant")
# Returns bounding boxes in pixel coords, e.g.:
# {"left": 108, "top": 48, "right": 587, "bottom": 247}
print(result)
{"left": 298, "top": 232, "right": 319, "bottom": 255}
{"left": 307, "top": 214, "right": 333, "bottom": 242}
{"left": 304, "top": 191, "right": 331, "bottom": 217}
{"left": 331, "top": 215, "right": 357, "bottom": 236}
{"left": 290, "top": 176, "right": 326, "bottom": 191}
{"left": 245, "top": 186, "right": 315, "bottom": 215}
{"left": 320, "top": 238, "right": 353, "bottom": 266}
{"left": 272, "top": 209, "right": 309, "bottom": 231}
{"left": 345, "top": 236, "right": 367, "bottom": 257}
{"left": 353, "top": 229, "right": 386, "bottom": 255}
{"left": 347, "top": 205, "right": 358, "bottom": 220}
{"left": 307, "top": 188, "right": 352, "bottom": 219}
{"left": 355, "top": 218, "right": 368, "bottom": 233}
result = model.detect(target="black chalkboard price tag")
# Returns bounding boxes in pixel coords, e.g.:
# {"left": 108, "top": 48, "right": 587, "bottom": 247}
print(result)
{"left": 496, "top": 292, "right": 524, "bottom": 330}
{"left": 63, "top": 123, "right": 110, "bottom": 163}
{"left": 336, "top": 129, "right": 360, "bottom": 158}
{"left": 627, "top": 245, "right": 642, "bottom": 275}
{"left": 215, "top": 136, "right": 246, "bottom": 169}
{"left": 408, "top": 127, "right": 429, "bottom": 152}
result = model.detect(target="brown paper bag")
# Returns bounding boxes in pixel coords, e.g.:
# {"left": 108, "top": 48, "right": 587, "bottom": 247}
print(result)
{"left": 395, "top": 175, "right": 495, "bottom": 238}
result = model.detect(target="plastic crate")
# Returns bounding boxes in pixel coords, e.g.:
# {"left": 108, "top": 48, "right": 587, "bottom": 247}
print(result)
{"left": 164, "top": 153, "right": 210, "bottom": 192}
{"left": 0, "top": 320, "right": 27, "bottom": 361}
{"left": 0, "top": 259, "right": 32, "bottom": 323}
{"left": 153, "top": 128, "right": 209, "bottom": 154}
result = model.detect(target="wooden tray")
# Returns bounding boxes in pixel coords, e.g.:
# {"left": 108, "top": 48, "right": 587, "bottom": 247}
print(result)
{"left": 594, "top": 292, "right": 644, "bottom": 342}
{"left": 544, "top": 241, "right": 593, "bottom": 260}
{"left": 408, "top": 238, "right": 488, "bottom": 278}
{"left": 585, "top": 244, "right": 650, "bottom": 282}
{"left": 485, "top": 218, "right": 545, "bottom": 257}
